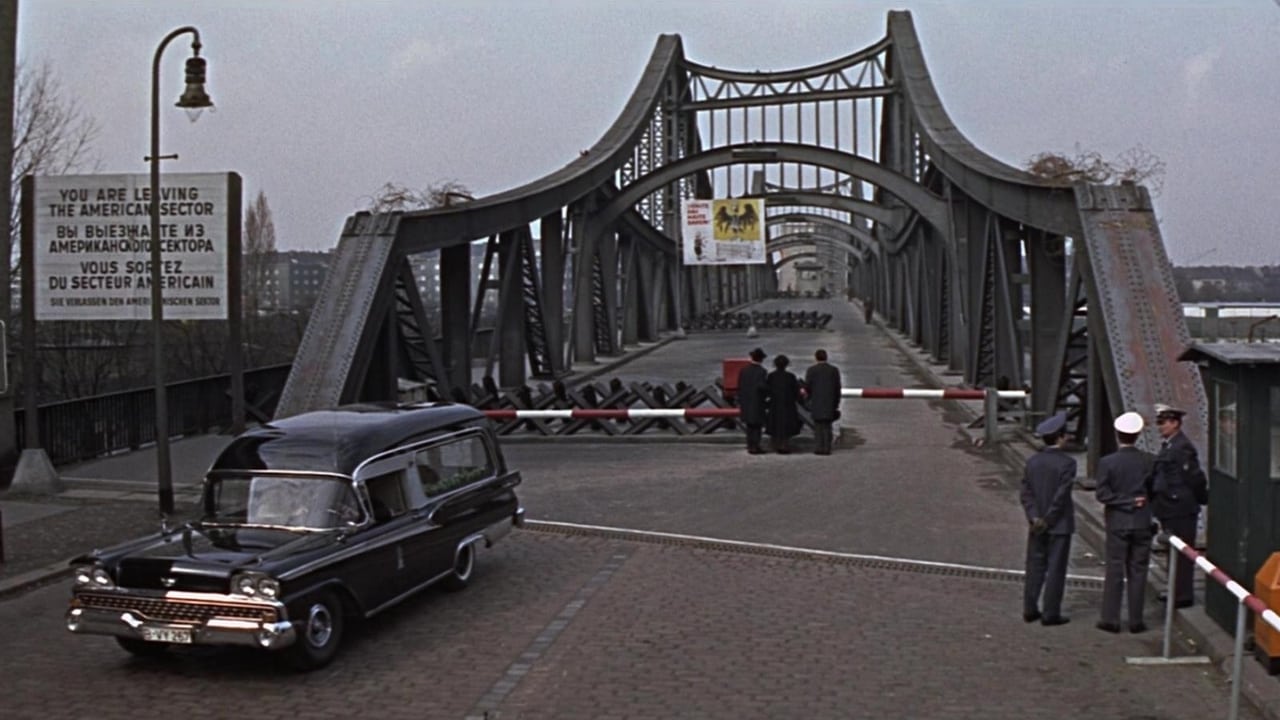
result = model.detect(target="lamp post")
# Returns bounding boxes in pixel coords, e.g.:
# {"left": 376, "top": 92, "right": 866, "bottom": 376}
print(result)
{"left": 150, "top": 27, "right": 212, "bottom": 515}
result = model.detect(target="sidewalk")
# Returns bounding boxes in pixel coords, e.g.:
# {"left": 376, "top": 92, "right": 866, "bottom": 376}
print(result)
{"left": 872, "top": 304, "right": 1280, "bottom": 720}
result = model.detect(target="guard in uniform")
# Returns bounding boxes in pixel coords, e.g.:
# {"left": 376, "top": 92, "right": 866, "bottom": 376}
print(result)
{"left": 1020, "top": 412, "right": 1077, "bottom": 626}
{"left": 1150, "top": 403, "right": 1204, "bottom": 608}
{"left": 737, "top": 348, "right": 769, "bottom": 454}
{"left": 1095, "top": 411, "right": 1155, "bottom": 634}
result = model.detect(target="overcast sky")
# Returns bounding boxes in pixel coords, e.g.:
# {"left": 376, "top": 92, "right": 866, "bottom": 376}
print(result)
{"left": 16, "top": 0, "right": 1280, "bottom": 265}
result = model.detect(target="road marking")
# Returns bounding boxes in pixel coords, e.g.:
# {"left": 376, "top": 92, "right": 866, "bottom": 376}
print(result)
{"left": 524, "top": 519, "right": 1104, "bottom": 587}
{"left": 464, "top": 548, "right": 632, "bottom": 719}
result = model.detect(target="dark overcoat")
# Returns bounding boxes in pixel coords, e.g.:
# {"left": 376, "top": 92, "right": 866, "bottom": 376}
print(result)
{"left": 1020, "top": 447, "right": 1077, "bottom": 535}
{"left": 1150, "top": 430, "right": 1202, "bottom": 521}
{"left": 803, "top": 361, "right": 842, "bottom": 422}
{"left": 736, "top": 362, "right": 768, "bottom": 426}
{"left": 764, "top": 369, "right": 801, "bottom": 439}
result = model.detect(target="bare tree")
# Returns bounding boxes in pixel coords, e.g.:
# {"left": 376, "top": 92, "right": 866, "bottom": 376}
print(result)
{"left": 244, "top": 191, "right": 277, "bottom": 312}
{"left": 1025, "top": 144, "right": 1165, "bottom": 195}
{"left": 8, "top": 61, "right": 101, "bottom": 318}
{"left": 242, "top": 190, "right": 279, "bottom": 366}
{"left": 360, "top": 180, "right": 472, "bottom": 213}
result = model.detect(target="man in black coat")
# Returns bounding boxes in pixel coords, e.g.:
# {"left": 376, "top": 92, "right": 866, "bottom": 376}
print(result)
{"left": 803, "top": 349, "right": 842, "bottom": 455}
{"left": 1020, "top": 412, "right": 1077, "bottom": 626}
{"left": 1095, "top": 411, "right": 1155, "bottom": 634}
{"left": 1150, "top": 403, "right": 1205, "bottom": 608}
{"left": 764, "top": 354, "right": 801, "bottom": 454}
{"left": 736, "top": 348, "right": 769, "bottom": 454}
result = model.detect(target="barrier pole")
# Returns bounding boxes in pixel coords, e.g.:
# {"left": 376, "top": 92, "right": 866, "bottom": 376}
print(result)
{"left": 1162, "top": 546, "right": 1178, "bottom": 659}
{"left": 1230, "top": 599, "right": 1247, "bottom": 720}
{"left": 983, "top": 388, "right": 998, "bottom": 447}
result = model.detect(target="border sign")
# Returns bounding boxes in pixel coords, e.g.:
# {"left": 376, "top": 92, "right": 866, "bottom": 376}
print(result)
{"left": 681, "top": 198, "right": 767, "bottom": 265}
{"left": 32, "top": 172, "right": 231, "bottom": 320}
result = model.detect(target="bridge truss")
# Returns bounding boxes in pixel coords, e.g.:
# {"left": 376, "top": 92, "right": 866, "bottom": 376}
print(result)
{"left": 277, "top": 10, "right": 1204, "bottom": 467}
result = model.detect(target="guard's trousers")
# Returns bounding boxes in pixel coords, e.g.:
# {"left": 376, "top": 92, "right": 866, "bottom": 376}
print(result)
{"left": 1161, "top": 513, "right": 1199, "bottom": 605}
{"left": 1100, "top": 525, "right": 1153, "bottom": 626}
{"left": 1024, "top": 531, "right": 1072, "bottom": 619}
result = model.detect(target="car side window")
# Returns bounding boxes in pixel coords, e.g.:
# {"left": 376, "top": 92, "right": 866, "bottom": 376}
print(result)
{"left": 365, "top": 469, "right": 410, "bottom": 523}
{"left": 414, "top": 435, "right": 495, "bottom": 498}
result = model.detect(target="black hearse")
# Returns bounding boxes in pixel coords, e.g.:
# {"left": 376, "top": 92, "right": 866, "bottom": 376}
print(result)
{"left": 66, "top": 402, "right": 524, "bottom": 670}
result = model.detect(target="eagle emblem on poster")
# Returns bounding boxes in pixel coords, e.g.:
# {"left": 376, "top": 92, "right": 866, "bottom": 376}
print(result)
{"left": 680, "top": 198, "right": 766, "bottom": 265}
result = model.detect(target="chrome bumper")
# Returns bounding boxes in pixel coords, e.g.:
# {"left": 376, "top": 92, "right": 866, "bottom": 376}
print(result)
{"left": 66, "top": 591, "right": 296, "bottom": 650}
{"left": 482, "top": 507, "right": 523, "bottom": 547}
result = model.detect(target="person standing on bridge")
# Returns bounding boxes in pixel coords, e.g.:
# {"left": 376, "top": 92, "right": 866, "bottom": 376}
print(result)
{"left": 764, "top": 354, "right": 801, "bottom": 454}
{"left": 738, "top": 348, "right": 770, "bottom": 454}
{"left": 1020, "top": 412, "right": 1076, "bottom": 627}
{"left": 803, "top": 349, "right": 842, "bottom": 455}
{"left": 1094, "top": 411, "right": 1155, "bottom": 634}
{"left": 1149, "top": 403, "right": 1206, "bottom": 609}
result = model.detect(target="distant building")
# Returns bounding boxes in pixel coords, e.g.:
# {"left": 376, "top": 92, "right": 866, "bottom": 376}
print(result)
{"left": 260, "top": 251, "right": 331, "bottom": 313}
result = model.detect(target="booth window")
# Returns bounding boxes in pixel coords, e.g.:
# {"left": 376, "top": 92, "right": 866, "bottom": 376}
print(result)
{"left": 1271, "top": 387, "right": 1280, "bottom": 480}
{"left": 1213, "top": 381, "right": 1237, "bottom": 477}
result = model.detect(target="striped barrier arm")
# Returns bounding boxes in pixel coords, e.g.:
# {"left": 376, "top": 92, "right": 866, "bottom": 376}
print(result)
{"left": 841, "top": 388, "right": 1027, "bottom": 400}
{"left": 483, "top": 408, "right": 741, "bottom": 420}
{"left": 1168, "top": 535, "right": 1280, "bottom": 633}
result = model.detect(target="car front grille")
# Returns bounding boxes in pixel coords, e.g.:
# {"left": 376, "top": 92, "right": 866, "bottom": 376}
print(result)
{"left": 77, "top": 593, "right": 277, "bottom": 625}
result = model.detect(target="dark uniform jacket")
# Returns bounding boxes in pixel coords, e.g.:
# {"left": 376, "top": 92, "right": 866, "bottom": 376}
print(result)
{"left": 1095, "top": 446, "right": 1155, "bottom": 530}
{"left": 764, "top": 369, "right": 801, "bottom": 438}
{"left": 803, "top": 362, "right": 842, "bottom": 422}
{"left": 736, "top": 363, "right": 768, "bottom": 426}
{"left": 1020, "top": 447, "right": 1078, "bottom": 535}
{"left": 1150, "top": 430, "right": 1203, "bottom": 520}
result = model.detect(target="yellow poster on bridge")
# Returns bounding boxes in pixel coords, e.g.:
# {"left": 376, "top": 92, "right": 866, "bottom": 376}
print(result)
{"left": 681, "top": 198, "right": 766, "bottom": 265}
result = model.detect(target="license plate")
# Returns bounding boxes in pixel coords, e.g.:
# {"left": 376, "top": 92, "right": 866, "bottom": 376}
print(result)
{"left": 141, "top": 627, "right": 193, "bottom": 644}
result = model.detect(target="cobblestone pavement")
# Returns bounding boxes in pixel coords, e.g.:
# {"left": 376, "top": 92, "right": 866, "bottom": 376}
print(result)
{"left": 0, "top": 299, "right": 1259, "bottom": 718}
{"left": 0, "top": 531, "right": 1254, "bottom": 720}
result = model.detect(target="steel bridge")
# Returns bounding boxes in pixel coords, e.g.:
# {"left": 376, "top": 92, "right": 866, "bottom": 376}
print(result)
{"left": 277, "top": 10, "right": 1203, "bottom": 470}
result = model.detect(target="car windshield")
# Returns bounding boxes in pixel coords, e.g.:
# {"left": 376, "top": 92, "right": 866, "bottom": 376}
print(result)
{"left": 204, "top": 475, "right": 363, "bottom": 530}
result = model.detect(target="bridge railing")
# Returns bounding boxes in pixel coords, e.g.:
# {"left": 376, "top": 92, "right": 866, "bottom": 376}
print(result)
{"left": 14, "top": 364, "right": 292, "bottom": 466}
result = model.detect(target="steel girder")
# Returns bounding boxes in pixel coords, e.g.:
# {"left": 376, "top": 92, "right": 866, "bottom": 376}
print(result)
{"left": 278, "top": 12, "right": 1203, "bottom": 471}
{"left": 869, "top": 10, "right": 1204, "bottom": 467}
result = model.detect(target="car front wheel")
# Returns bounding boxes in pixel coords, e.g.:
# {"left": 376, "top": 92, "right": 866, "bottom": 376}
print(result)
{"left": 441, "top": 543, "right": 475, "bottom": 592}
{"left": 285, "top": 591, "right": 344, "bottom": 671}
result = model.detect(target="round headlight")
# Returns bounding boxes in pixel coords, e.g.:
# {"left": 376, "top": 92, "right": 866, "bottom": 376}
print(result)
{"left": 91, "top": 568, "right": 114, "bottom": 587}
{"left": 256, "top": 578, "right": 281, "bottom": 599}
{"left": 233, "top": 575, "right": 257, "bottom": 595}
{"left": 73, "top": 565, "right": 95, "bottom": 586}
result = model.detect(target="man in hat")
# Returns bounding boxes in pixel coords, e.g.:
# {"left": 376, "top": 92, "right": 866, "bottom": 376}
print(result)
{"left": 803, "top": 349, "right": 842, "bottom": 455}
{"left": 1020, "top": 412, "right": 1077, "bottom": 626}
{"left": 1095, "top": 411, "right": 1155, "bottom": 633}
{"left": 1150, "top": 403, "right": 1205, "bottom": 608}
{"left": 737, "top": 348, "right": 769, "bottom": 454}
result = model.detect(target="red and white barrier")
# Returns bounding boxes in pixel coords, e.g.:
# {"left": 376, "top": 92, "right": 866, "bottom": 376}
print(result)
{"left": 483, "top": 388, "right": 1028, "bottom": 420}
{"left": 841, "top": 388, "right": 1027, "bottom": 400}
{"left": 1161, "top": 535, "right": 1280, "bottom": 719}
{"left": 1168, "top": 535, "right": 1280, "bottom": 633}
{"left": 483, "top": 408, "right": 740, "bottom": 420}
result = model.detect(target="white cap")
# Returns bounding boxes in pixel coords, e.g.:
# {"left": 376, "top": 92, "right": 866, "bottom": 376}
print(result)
{"left": 1113, "top": 411, "right": 1144, "bottom": 434}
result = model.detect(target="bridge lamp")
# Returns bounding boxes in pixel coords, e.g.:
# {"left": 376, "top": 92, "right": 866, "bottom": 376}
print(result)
{"left": 150, "top": 27, "right": 213, "bottom": 516}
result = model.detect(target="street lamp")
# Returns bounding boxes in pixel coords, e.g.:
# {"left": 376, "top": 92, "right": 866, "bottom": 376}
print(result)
{"left": 150, "top": 27, "right": 212, "bottom": 515}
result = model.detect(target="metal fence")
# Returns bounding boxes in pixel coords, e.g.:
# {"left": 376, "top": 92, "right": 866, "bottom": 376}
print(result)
{"left": 15, "top": 364, "right": 292, "bottom": 466}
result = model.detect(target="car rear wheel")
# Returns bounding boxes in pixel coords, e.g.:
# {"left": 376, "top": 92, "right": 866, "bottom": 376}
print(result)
{"left": 285, "top": 591, "right": 344, "bottom": 671}
{"left": 442, "top": 542, "right": 475, "bottom": 592}
{"left": 116, "top": 637, "right": 169, "bottom": 658}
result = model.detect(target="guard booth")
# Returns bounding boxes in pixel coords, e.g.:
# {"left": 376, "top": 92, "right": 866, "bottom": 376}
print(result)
{"left": 1178, "top": 343, "right": 1280, "bottom": 634}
